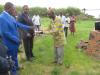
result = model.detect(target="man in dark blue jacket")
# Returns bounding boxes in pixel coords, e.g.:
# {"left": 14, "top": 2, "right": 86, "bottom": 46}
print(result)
{"left": 18, "top": 5, "right": 35, "bottom": 61}
{"left": 0, "top": 2, "right": 33, "bottom": 75}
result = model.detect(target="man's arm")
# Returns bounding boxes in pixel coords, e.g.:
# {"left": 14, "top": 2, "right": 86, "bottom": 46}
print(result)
{"left": 16, "top": 22, "right": 32, "bottom": 31}
{"left": 16, "top": 21, "right": 34, "bottom": 36}
{"left": 0, "top": 19, "right": 20, "bottom": 44}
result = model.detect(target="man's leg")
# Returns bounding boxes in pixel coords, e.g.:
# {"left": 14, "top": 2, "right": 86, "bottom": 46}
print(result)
{"left": 34, "top": 25, "right": 37, "bottom": 31}
{"left": 56, "top": 46, "right": 64, "bottom": 64}
{"left": 29, "top": 36, "right": 34, "bottom": 58}
{"left": 0, "top": 72, "right": 9, "bottom": 75}
{"left": 54, "top": 47, "right": 58, "bottom": 63}
{"left": 64, "top": 27, "right": 68, "bottom": 38}
{"left": 36, "top": 25, "right": 38, "bottom": 31}
{"left": 7, "top": 48, "right": 18, "bottom": 75}
{"left": 23, "top": 38, "right": 30, "bottom": 60}
{"left": 37, "top": 25, "right": 40, "bottom": 31}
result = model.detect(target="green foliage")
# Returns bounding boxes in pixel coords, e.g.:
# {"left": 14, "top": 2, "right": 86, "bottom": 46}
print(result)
{"left": 68, "top": 71, "right": 79, "bottom": 75}
{"left": 66, "top": 7, "right": 81, "bottom": 16}
{"left": 29, "top": 7, "right": 47, "bottom": 17}
{"left": 16, "top": 6, "right": 22, "bottom": 13}
{"left": 77, "top": 13, "right": 95, "bottom": 20}
{"left": 51, "top": 67, "right": 61, "bottom": 75}
{"left": 0, "top": 5, "right": 3, "bottom": 13}
{"left": 53, "top": 7, "right": 81, "bottom": 16}
{"left": 54, "top": 8, "right": 67, "bottom": 15}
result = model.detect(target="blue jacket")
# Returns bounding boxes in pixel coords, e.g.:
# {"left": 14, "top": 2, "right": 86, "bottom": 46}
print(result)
{"left": 0, "top": 11, "right": 31, "bottom": 50}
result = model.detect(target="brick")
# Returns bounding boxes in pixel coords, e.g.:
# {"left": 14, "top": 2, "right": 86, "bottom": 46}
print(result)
{"left": 86, "top": 30, "right": 100, "bottom": 59}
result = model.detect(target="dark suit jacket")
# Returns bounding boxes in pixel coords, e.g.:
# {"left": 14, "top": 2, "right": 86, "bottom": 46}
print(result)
{"left": 18, "top": 13, "right": 34, "bottom": 39}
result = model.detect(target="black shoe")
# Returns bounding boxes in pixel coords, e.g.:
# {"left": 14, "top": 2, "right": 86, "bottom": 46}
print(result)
{"left": 31, "top": 55, "right": 35, "bottom": 58}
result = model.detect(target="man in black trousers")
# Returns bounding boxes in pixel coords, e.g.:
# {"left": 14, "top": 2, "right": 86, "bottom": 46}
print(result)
{"left": 18, "top": 5, "right": 35, "bottom": 61}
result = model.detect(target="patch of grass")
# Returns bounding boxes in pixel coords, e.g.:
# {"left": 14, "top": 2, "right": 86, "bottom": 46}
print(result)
{"left": 68, "top": 71, "right": 80, "bottom": 75}
{"left": 51, "top": 66, "right": 61, "bottom": 75}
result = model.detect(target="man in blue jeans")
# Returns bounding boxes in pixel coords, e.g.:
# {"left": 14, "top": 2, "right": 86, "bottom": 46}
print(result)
{"left": 0, "top": 2, "right": 34, "bottom": 75}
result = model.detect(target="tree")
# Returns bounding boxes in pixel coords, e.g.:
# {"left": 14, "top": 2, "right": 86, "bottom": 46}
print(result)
{"left": 66, "top": 7, "right": 81, "bottom": 16}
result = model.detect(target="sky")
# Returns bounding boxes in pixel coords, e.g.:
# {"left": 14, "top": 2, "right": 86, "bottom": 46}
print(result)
{"left": 0, "top": 0, "right": 100, "bottom": 18}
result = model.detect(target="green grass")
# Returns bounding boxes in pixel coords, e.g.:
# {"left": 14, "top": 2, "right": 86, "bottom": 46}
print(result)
{"left": 19, "top": 18, "right": 100, "bottom": 75}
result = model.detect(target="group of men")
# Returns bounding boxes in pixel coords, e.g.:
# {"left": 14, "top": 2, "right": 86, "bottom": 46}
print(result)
{"left": 0, "top": 2, "right": 75, "bottom": 75}
{"left": 0, "top": 2, "right": 34, "bottom": 75}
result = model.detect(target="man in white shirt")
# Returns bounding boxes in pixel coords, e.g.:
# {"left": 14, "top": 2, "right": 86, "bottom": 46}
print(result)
{"left": 66, "top": 15, "right": 70, "bottom": 35}
{"left": 32, "top": 14, "right": 41, "bottom": 31}
{"left": 60, "top": 13, "right": 70, "bottom": 38}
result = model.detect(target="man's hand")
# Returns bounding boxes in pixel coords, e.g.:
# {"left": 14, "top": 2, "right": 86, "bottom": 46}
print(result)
{"left": 29, "top": 26, "right": 34, "bottom": 35}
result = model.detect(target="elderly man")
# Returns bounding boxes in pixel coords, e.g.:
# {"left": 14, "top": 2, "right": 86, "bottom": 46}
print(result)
{"left": 48, "top": 10, "right": 65, "bottom": 65}
{"left": 18, "top": 5, "right": 35, "bottom": 61}
{"left": 0, "top": 2, "right": 33, "bottom": 75}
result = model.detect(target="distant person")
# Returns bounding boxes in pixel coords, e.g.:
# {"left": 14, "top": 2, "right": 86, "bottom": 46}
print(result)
{"left": 48, "top": 9, "right": 65, "bottom": 65}
{"left": 65, "top": 14, "right": 70, "bottom": 37}
{"left": 32, "top": 15, "right": 36, "bottom": 23}
{"left": 69, "top": 15, "right": 76, "bottom": 35}
{"left": 47, "top": 7, "right": 53, "bottom": 15}
{"left": 18, "top": 5, "right": 35, "bottom": 61}
{"left": 0, "top": 2, "right": 34, "bottom": 75}
{"left": 32, "top": 14, "right": 41, "bottom": 31}
{"left": 60, "top": 12, "right": 70, "bottom": 38}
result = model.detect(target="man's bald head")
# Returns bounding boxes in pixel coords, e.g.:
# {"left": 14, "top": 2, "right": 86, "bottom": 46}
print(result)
{"left": 4, "top": 2, "right": 14, "bottom": 10}
{"left": 4, "top": 2, "right": 17, "bottom": 17}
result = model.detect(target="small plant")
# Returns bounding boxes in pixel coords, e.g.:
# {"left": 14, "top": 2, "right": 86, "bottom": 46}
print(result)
{"left": 51, "top": 67, "right": 61, "bottom": 75}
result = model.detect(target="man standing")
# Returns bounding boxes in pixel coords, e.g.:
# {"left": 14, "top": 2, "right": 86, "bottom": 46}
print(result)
{"left": 0, "top": 2, "right": 33, "bottom": 75}
{"left": 18, "top": 5, "right": 35, "bottom": 61}
{"left": 32, "top": 14, "right": 41, "bottom": 31}
{"left": 65, "top": 14, "right": 70, "bottom": 37}
{"left": 60, "top": 13, "right": 70, "bottom": 38}
{"left": 48, "top": 10, "right": 65, "bottom": 65}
